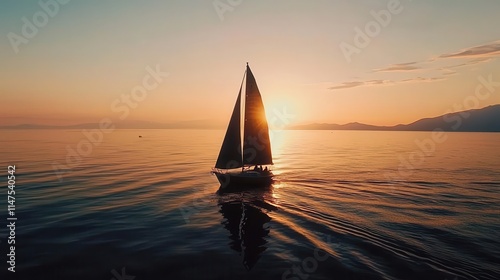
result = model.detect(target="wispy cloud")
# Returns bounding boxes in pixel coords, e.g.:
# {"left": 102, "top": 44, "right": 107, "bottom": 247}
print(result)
{"left": 439, "top": 41, "right": 500, "bottom": 59}
{"left": 400, "top": 77, "right": 445, "bottom": 83}
{"left": 329, "top": 40, "right": 499, "bottom": 91}
{"left": 373, "top": 62, "right": 420, "bottom": 72}
{"left": 377, "top": 41, "right": 499, "bottom": 72}
{"left": 329, "top": 81, "right": 365, "bottom": 90}
{"left": 445, "top": 57, "right": 493, "bottom": 69}
{"left": 328, "top": 40, "right": 500, "bottom": 90}
{"left": 329, "top": 77, "right": 444, "bottom": 90}
{"left": 440, "top": 68, "right": 458, "bottom": 76}
{"left": 329, "top": 80, "right": 392, "bottom": 90}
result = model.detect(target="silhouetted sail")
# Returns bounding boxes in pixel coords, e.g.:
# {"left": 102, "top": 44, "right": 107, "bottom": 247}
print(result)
{"left": 215, "top": 87, "right": 243, "bottom": 169}
{"left": 243, "top": 65, "right": 273, "bottom": 165}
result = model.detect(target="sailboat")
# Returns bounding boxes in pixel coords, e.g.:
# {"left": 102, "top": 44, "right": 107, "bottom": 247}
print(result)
{"left": 212, "top": 63, "right": 274, "bottom": 189}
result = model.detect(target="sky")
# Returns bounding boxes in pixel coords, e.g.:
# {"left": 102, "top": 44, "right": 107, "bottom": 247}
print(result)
{"left": 1, "top": 0, "right": 500, "bottom": 127}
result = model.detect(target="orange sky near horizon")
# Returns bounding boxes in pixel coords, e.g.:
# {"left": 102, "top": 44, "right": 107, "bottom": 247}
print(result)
{"left": 1, "top": 1, "right": 500, "bottom": 127}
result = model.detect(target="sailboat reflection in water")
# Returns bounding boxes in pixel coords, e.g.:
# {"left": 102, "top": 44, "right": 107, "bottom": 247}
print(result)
{"left": 218, "top": 189, "right": 278, "bottom": 270}
{"left": 212, "top": 63, "right": 274, "bottom": 190}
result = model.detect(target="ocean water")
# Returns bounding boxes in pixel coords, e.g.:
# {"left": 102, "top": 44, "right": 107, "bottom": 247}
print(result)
{"left": 0, "top": 129, "right": 499, "bottom": 280}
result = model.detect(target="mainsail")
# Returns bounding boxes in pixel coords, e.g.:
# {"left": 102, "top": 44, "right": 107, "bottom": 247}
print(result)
{"left": 243, "top": 65, "right": 273, "bottom": 165}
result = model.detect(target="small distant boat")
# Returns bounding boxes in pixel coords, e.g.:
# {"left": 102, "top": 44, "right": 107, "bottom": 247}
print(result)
{"left": 212, "top": 63, "right": 274, "bottom": 189}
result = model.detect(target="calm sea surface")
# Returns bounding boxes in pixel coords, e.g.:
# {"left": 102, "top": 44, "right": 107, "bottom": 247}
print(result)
{"left": 0, "top": 129, "right": 499, "bottom": 280}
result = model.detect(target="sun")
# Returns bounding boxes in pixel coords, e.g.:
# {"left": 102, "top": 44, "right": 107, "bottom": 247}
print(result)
{"left": 263, "top": 98, "right": 297, "bottom": 161}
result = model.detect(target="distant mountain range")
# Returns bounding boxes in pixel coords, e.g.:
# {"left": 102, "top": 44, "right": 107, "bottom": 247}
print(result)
{"left": 2, "top": 105, "right": 499, "bottom": 132}
{"left": 290, "top": 104, "right": 500, "bottom": 132}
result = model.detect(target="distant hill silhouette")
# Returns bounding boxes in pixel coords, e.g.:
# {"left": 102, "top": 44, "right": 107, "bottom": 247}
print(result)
{"left": 2, "top": 105, "right": 499, "bottom": 132}
{"left": 289, "top": 104, "right": 500, "bottom": 132}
